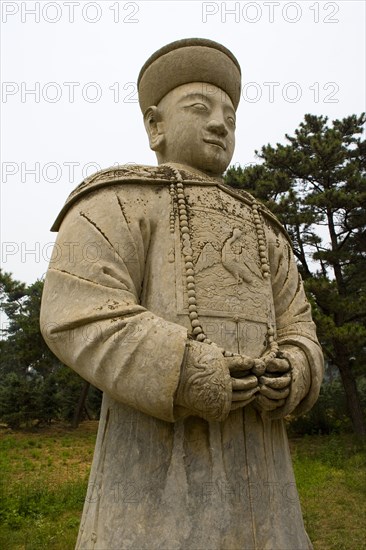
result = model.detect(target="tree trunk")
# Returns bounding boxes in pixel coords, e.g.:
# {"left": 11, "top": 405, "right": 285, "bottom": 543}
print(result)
{"left": 72, "top": 381, "right": 90, "bottom": 428}
{"left": 337, "top": 361, "right": 366, "bottom": 436}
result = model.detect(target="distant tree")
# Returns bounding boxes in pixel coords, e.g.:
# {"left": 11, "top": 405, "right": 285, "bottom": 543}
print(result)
{"left": 0, "top": 270, "right": 101, "bottom": 427}
{"left": 40, "top": 374, "right": 60, "bottom": 424}
{"left": 0, "top": 372, "right": 41, "bottom": 429}
{"left": 225, "top": 113, "right": 366, "bottom": 435}
{"left": 0, "top": 271, "right": 61, "bottom": 379}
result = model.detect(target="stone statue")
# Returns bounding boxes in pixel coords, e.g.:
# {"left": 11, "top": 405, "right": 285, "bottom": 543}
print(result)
{"left": 40, "top": 38, "right": 324, "bottom": 549}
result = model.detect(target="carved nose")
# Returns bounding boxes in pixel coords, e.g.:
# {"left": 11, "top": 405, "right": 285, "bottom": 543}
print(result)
{"left": 206, "top": 119, "right": 228, "bottom": 137}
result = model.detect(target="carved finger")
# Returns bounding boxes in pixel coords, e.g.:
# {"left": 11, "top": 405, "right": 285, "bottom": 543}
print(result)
{"left": 255, "top": 395, "right": 286, "bottom": 411}
{"left": 231, "top": 375, "right": 258, "bottom": 391}
{"left": 231, "top": 386, "right": 259, "bottom": 402}
{"left": 265, "top": 358, "right": 291, "bottom": 373}
{"left": 226, "top": 355, "right": 255, "bottom": 373}
{"left": 230, "top": 395, "right": 257, "bottom": 411}
{"left": 252, "top": 359, "right": 266, "bottom": 376}
{"left": 259, "top": 385, "right": 290, "bottom": 400}
{"left": 259, "top": 374, "right": 292, "bottom": 389}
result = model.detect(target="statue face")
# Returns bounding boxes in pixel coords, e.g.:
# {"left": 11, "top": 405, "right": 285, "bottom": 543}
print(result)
{"left": 156, "top": 82, "right": 236, "bottom": 176}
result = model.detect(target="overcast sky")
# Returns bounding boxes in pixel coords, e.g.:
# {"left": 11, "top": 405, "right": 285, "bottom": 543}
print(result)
{"left": 1, "top": 0, "right": 365, "bottom": 287}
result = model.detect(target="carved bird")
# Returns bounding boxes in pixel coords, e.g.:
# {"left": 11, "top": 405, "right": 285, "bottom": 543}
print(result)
{"left": 221, "top": 228, "right": 254, "bottom": 283}
{"left": 194, "top": 228, "right": 262, "bottom": 284}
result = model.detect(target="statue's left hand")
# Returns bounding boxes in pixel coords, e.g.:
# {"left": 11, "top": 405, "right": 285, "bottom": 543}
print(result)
{"left": 256, "top": 357, "right": 292, "bottom": 411}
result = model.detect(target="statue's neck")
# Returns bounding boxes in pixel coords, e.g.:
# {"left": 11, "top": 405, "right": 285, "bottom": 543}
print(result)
{"left": 160, "top": 162, "right": 224, "bottom": 183}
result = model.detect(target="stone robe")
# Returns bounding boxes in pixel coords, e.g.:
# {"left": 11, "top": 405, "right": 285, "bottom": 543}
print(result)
{"left": 40, "top": 163, "right": 324, "bottom": 550}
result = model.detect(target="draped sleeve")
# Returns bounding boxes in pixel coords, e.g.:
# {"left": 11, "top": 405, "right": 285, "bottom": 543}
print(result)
{"left": 268, "top": 231, "right": 324, "bottom": 418}
{"left": 40, "top": 186, "right": 188, "bottom": 422}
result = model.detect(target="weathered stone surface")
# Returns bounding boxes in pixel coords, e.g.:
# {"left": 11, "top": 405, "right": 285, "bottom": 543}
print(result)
{"left": 40, "top": 38, "right": 323, "bottom": 549}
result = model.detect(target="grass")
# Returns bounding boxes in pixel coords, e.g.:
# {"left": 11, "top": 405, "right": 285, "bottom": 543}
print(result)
{"left": 0, "top": 422, "right": 96, "bottom": 550}
{"left": 290, "top": 434, "right": 366, "bottom": 550}
{"left": 0, "top": 423, "right": 365, "bottom": 549}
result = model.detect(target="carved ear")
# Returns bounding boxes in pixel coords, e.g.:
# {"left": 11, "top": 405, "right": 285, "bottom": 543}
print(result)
{"left": 143, "top": 106, "right": 165, "bottom": 152}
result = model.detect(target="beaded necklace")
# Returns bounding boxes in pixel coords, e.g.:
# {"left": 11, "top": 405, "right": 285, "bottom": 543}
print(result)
{"left": 167, "top": 164, "right": 279, "bottom": 372}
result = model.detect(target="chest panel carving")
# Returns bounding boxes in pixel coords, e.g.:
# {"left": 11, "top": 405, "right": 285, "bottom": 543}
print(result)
{"left": 174, "top": 187, "right": 275, "bottom": 356}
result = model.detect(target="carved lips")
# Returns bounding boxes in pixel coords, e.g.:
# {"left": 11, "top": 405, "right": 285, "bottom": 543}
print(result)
{"left": 203, "top": 138, "right": 227, "bottom": 150}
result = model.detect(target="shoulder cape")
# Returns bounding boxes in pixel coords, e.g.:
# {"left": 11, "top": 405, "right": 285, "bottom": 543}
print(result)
{"left": 51, "top": 164, "right": 291, "bottom": 244}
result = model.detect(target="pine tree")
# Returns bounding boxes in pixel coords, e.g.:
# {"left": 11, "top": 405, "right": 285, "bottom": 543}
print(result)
{"left": 225, "top": 113, "right": 366, "bottom": 435}
{"left": 0, "top": 270, "right": 101, "bottom": 426}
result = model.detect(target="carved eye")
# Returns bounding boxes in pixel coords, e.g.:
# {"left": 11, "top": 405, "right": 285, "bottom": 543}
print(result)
{"left": 191, "top": 103, "right": 208, "bottom": 111}
{"left": 227, "top": 116, "right": 236, "bottom": 128}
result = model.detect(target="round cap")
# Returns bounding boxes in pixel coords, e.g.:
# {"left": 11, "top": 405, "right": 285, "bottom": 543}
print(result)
{"left": 138, "top": 38, "right": 241, "bottom": 113}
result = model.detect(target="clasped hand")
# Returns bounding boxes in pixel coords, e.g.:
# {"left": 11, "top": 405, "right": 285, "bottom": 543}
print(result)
{"left": 227, "top": 354, "right": 292, "bottom": 412}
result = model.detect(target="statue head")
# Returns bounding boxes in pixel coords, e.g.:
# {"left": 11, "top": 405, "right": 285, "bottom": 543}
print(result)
{"left": 138, "top": 39, "right": 242, "bottom": 178}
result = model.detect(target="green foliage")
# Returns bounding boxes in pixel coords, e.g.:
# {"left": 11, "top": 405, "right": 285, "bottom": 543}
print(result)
{"left": 0, "top": 270, "right": 102, "bottom": 427}
{"left": 40, "top": 375, "right": 60, "bottom": 424}
{"left": 225, "top": 113, "right": 366, "bottom": 434}
{"left": 291, "top": 434, "right": 366, "bottom": 549}
{"left": 287, "top": 379, "right": 358, "bottom": 436}
{"left": 0, "top": 478, "right": 86, "bottom": 526}
{"left": 0, "top": 372, "right": 42, "bottom": 429}
{"left": 0, "top": 423, "right": 97, "bottom": 549}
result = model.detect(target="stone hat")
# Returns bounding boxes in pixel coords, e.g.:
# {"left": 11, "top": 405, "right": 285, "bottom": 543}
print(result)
{"left": 138, "top": 38, "right": 241, "bottom": 113}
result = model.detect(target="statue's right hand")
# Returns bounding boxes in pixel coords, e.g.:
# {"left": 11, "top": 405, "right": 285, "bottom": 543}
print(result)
{"left": 225, "top": 355, "right": 260, "bottom": 411}
{"left": 175, "top": 340, "right": 232, "bottom": 422}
